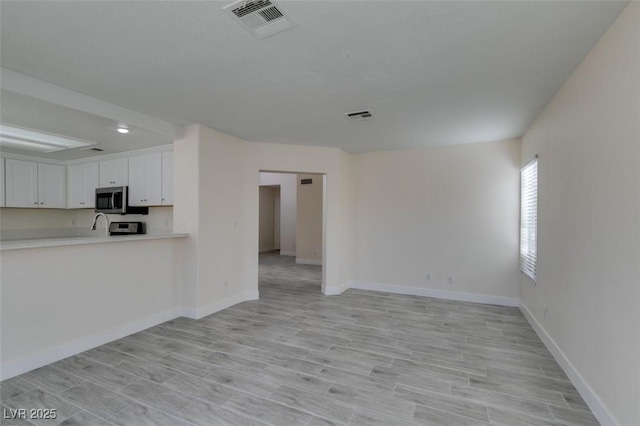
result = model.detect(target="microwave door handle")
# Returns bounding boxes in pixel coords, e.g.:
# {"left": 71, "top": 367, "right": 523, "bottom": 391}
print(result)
{"left": 112, "top": 193, "right": 116, "bottom": 210}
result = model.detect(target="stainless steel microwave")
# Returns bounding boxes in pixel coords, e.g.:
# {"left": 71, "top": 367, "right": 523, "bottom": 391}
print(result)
{"left": 95, "top": 186, "right": 148, "bottom": 215}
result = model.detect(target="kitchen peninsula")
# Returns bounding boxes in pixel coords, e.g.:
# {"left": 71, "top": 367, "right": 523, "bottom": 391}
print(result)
{"left": 0, "top": 223, "right": 188, "bottom": 379}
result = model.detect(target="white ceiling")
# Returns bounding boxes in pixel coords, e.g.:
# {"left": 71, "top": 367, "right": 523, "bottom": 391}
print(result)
{"left": 0, "top": 1, "right": 628, "bottom": 158}
{"left": 0, "top": 90, "right": 175, "bottom": 160}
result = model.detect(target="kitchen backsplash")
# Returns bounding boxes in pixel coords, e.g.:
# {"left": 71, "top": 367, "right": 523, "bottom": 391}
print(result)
{"left": 0, "top": 206, "right": 173, "bottom": 232}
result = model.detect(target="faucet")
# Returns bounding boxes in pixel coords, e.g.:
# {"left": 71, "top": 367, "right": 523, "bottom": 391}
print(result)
{"left": 90, "top": 213, "right": 110, "bottom": 238}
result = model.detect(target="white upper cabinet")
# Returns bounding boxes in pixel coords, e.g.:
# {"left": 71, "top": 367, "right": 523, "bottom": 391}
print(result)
{"left": 4, "top": 160, "right": 65, "bottom": 208}
{"left": 38, "top": 163, "right": 66, "bottom": 208}
{"left": 5, "top": 159, "right": 38, "bottom": 207}
{"left": 161, "top": 151, "right": 173, "bottom": 206}
{"left": 1, "top": 148, "right": 172, "bottom": 210}
{"left": 128, "top": 152, "right": 162, "bottom": 206}
{"left": 67, "top": 162, "right": 99, "bottom": 208}
{"left": 99, "top": 158, "right": 128, "bottom": 187}
{"left": 0, "top": 158, "right": 5, "bottom": 207}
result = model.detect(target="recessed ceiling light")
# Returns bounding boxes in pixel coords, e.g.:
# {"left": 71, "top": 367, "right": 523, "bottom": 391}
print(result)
{"left": 117, "top": 127, "right": 130, "bottom": 134}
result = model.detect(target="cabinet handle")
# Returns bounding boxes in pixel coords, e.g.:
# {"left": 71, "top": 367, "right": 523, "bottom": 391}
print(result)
{"left": 40, "top": 202, "right": 44, "bottom": 205}
{"left": 34, "top": 202, "right": 38, "bottom": 205}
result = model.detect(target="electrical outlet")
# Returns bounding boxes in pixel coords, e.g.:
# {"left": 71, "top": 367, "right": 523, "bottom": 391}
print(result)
{"left": 425, "top": 273, "right": 432, "bottom": 281}
{"left": 544, "top": 305, "right": 548, "bottom": 319}
{"left": 446, "top": 275, "right": 454, "bottom": 284}
{"left": 71, "top": 219, "right": 77, "bottom": 226}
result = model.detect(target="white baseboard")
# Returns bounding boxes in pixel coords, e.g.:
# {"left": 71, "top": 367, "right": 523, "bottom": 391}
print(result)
{"left": 519, "top": 303, "right": 618, "bottom": 426}
{"left": 0, "top": 308, "right": 181, "bottom": 381}
{"left": 322, "top": 282, "right": 349, "bottom": 296}
{"left": 347, "top": 281, "right": 519, "bottom": 307}
{"left": 296, "top": 258, "right": 322, "bottom": 266}
{"left": 181, "top": 291, "right": 259, "bottom": 320}
{"left": 279, "top": 250, "right": 295, "bottom": 256}
{"left": 259, "top": 247, "right": 275, "bottom": 253}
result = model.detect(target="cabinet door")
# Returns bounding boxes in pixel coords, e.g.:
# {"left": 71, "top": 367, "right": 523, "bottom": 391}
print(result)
{"left": 5, "top": 159, "right": 38, "bottom": 208}
{"left": 129, "top": 153, "right": 162, "bottom": 206}
{"left": 67, "top": 162, "right": 98, "bottom": 208}
{"left": 128, "top": 155, "right": 146, "bottom": 206}
{"left": 83, "top": 162, "right": 99, "bottom": 208}
{"left": 161, "top": 151, "right": 173, "bottom": 205}
{"left": 144, "top": 152, "right": 162, "bottom": 206}
{"left": 0, "top": 158, "right": 5, "bottom": 207}
{"left": 99, "top": 159, "right": 115, "bottom": 187}
{"left": 99, "top": 158, "right": 128, "bottom": 187}
{"left": 38, "top": 163, "right": 66, "bottom": 208}
{"left": 67, "top": 164, "right": 85, "bottom": 208}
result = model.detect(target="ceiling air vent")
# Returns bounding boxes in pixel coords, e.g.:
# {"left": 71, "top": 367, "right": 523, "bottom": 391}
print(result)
{"left": 345, "top": 110, "right": 374, "bottom": 121}
{"left": 84, "top": 147, "right": 104, "bottom": 152}
{"left": 224, "top": 0, "right": 297, "bottom": 39}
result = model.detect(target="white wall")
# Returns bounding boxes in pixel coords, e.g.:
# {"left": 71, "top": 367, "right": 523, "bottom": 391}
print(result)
{"left": 174, "top": 125, "right": 352, "bottom": 311}
{"left": 247, "top": 141, "right": 352, "bottom": 296}
{"left": 519, "top": 4, "right": 639, "bottom": 426}
{"left": 296, "top": 174, "right": 323, "bottom": 264}
{"left": 259, "top": 172, "right": 297, "bottom": 255}
{"left": 0, "top": 238, "right": 183, "bottom": 379}
{"left": 198, "top": 125, "right": 256, "bottom": 316}
{"left": 352, "top": 139, "right": 520, "bottom": 303}
{"left": 258, "top": 186, "right": 276, "bottom": 252}
{"left": 173, "top": 124, "right": 200, "bottom": 313}
{"left": 173, "top": 125, "right": 354, "bottom": 316}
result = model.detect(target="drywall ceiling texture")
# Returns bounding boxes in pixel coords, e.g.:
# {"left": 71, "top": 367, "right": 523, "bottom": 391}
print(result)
{"left": 0, "top": 1, "right": 628, "bottom": 153}
{"left": 352, "top": 139, "right": 521, "bottom": 301}
{"left": 520, "top": 4, "right": 639, "bottom": 425}
{"left": 0, "top": 90, "right": 175, "bottom": 160}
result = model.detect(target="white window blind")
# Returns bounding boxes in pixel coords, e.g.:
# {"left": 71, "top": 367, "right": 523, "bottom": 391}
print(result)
{"left": 520, "top": 157, "right": 538, "bottom": 282}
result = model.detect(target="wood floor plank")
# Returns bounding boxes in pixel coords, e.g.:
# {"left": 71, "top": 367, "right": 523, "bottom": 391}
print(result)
{"left": 1, "top": 252, "right": 598, "bottom": 425}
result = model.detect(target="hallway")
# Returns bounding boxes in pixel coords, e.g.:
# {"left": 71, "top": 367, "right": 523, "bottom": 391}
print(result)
{"left": 259, "top": 251, "right": 322, "bottom": 295}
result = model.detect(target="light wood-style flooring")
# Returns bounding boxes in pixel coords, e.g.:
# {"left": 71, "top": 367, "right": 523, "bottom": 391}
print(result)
{"left": 0, "top": 252, "right": 598, "bottom": 425}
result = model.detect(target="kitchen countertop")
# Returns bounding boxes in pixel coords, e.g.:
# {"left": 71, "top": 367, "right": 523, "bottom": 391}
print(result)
{"left": 0, "top": 232, "right": 188, "bottom": 251}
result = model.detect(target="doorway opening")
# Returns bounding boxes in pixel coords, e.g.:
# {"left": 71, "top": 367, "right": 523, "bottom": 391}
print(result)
{"left": 258, "top": 172, "right": 325, "bottom": 295}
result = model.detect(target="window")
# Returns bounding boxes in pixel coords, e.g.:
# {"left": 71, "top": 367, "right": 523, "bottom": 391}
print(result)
{"left": 520, "top": 157, "right": 538, "bottom": 282}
